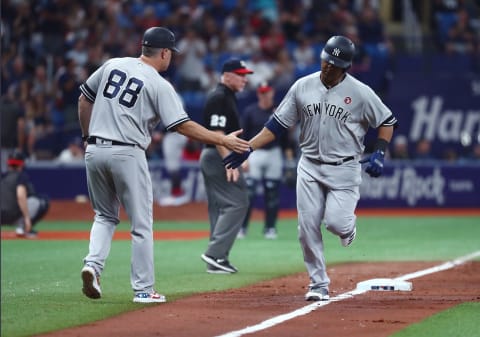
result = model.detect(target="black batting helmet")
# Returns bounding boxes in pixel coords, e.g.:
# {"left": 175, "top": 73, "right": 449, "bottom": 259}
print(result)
{"left": 320, "top": 36, "right": 355, "bottom": 69}
{"left": 142, "top": 27, "right": 179, "bottom": 52}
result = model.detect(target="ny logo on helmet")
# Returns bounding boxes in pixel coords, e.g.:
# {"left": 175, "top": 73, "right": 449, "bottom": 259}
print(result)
{"left": 332, "top": 48, "right": 341, "bottom": 56}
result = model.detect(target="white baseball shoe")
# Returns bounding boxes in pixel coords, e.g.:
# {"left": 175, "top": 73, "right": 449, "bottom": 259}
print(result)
{"left": 133, "top": 291, "right": 167, "bottom": 303}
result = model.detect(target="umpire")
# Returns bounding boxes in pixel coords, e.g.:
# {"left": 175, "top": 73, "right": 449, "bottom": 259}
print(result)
{"left": 200, "top": 59, "right": 254, "bottom": 274}
{"left": 0, "top": 151, "right": 49, "bottom": 237}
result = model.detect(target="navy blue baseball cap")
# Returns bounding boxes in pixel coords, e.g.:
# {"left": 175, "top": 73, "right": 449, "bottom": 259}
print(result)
{"left": 222, "top": 59, "right": 254, "bottom": 74}
{"left": 142, "top": 27, "right": 180, "bottom": 52}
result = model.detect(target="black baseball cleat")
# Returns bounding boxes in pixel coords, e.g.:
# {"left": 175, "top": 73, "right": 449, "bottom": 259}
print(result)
{"left": 201, "top": 254, "right": 238, "bottom": 273}
{"left": 305, "top": 286, "right": 330, "bottom": 301}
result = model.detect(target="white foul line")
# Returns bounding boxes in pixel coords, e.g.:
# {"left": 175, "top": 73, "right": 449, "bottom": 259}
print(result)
{"left": 214, "top": 251, "right": 480, "bottom": 337}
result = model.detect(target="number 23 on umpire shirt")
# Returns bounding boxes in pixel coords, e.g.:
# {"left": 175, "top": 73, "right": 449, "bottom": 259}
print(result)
{"left": 202, "top": 83, "right": 242, "bottom": 148}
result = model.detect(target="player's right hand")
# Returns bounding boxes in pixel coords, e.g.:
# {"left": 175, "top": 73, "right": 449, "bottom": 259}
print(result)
{"left": 224, "top": 129, "right": 250, "bottom": 153}
{"left": 359, "top": 149, "right": 385, "bottom": 177}
{"left": 223, "top": 147, "right": 253, "bottom": 169}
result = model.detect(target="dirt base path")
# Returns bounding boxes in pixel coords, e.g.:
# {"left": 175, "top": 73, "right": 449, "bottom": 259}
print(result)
{"left": 32, "top": 201, "right": 480, "bottom": 336}
{"left": 39, "top": 261, "right": 479, "bottom": 337}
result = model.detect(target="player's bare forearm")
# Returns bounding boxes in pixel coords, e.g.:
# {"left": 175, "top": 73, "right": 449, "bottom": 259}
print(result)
{"left": 78, "top": 94, "right": 93, "bottom": 138}
{"left": 249, "top": 127, "right": 276, "bottom": 150}
{"left": 175, "top": 121, "right": 249, "bottom": 153}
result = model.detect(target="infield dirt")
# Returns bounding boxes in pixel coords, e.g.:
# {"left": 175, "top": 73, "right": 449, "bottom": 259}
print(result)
{"left": 33, "top": 201, "right": 480, "bottom": 337}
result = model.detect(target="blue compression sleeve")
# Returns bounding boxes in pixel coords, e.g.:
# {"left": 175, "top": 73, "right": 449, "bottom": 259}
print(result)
{"left": 265, "top": 116, "right": 287, "bottom": 139}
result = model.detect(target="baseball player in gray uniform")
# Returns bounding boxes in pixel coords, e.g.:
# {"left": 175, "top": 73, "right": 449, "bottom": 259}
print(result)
{"left": 224, "top": 36, "right": 397, "bottom": 301}
{"left": 78, "top": 27, "right": 249, "bottom": 303}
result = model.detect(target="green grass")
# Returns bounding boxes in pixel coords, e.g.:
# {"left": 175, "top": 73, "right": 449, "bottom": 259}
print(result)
{"left": 1, "top": 216, "right": 479, "bottom": 337}
{"left": 390, "top": 302, "right": 480, "bottom": 337}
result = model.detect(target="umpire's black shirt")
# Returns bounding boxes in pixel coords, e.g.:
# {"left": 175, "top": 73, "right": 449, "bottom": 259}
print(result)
{"left": 202, "top": 84, "right": 241, "bottom": 148}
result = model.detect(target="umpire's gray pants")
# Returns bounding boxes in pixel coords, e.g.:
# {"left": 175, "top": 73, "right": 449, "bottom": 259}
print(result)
{"left": 200, "top": 148, "right": 248, "bottom": 259}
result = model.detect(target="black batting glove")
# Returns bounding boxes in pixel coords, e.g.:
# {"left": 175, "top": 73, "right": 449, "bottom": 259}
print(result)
{"left": 223, "top": 147, "right": 253, "bottom": 169}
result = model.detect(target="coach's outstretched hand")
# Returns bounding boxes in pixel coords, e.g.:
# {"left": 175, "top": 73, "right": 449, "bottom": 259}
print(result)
{"left": 223, "top": 147, "right": 253, "bottom": 169}
{"left": 223, "top": 129, "right": 251, "bottom": 153}
{"left": 359, "top": 150, "right": 385, "bottom": 177}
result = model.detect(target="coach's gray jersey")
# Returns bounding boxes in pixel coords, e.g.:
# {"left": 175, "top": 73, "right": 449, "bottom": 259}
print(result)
{"left": 272, "top": 71, "right": 392, "bottom": 162}
{"left": 80, "top": 57, "right": 189, "bottom": 149}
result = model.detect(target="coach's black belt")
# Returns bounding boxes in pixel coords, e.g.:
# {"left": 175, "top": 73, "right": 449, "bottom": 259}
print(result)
{"left": 308, "top": 156, "right": 355, "bottom": 166}
{"left": 87, "top": 137, "right": 136, "bottom": 147}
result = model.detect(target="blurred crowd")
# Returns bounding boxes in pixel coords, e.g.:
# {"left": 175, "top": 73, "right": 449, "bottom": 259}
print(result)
{"left": 1, "top": 0, "right": 480, "bottom": 165}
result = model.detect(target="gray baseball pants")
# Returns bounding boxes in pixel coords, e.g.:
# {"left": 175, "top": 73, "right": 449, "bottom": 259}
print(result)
{"left": 200, "top": 148, "right": 249, "bottom": 259}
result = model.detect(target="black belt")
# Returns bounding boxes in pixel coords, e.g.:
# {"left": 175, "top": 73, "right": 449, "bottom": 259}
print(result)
{"left": 87, "top": 137, "right": 136, "bottom": 147}
{"left": 307, "top": 156, "right": 355, "bottom": 166}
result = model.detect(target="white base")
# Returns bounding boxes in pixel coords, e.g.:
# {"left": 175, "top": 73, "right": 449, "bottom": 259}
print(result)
{"left": 356, "top": 278, "right": 413, "bottom": 291}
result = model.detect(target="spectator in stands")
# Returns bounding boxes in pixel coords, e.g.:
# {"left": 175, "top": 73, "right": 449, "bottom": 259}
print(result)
{"left": 25, "top": 92, "right": 53, "bottom": 160}
{"left": 65, "top": 38, "right": 89, "bottom": 70}
{"left": 201, "top": 14, "right": 222, "bottom": 53}
{"left": 229, "top": 25, "right": 261, "bottom": 57}
{"left": 445, "top": 8, "right": 476, "bottom": 54}
{"left": 135, "top": 5, "right": 162, "bottom": 32}
{"left": 356, "top": 4, "right": 395, "bottom": 63}
{"left": 36, "top": 0, "right": 68, "bottom": 56}
{"left": 224, "top": 4, "right": 249, "bottom": 36}
{"left": 469, "top": 142, "right": 480, "bottom": 160}
{"left": 344, "top": 25, "right": 371, "bottom": 77}
{"left": 1, "top": 55, "right": 29, "bottom": 99}
{"left": 1, "top": 87, "right": 26, "bottom": 173}
{"left": 356, "top": 5, "right": 395, "bottom": 96}
{"left": 305, "top": 12, "right": 336, "bottom": 44}
{"left": 245, "top": 52, "right": 275, "bottom": 89}
{"left": 331, "top": 0, "right": 357, "bottom": 26}
{"left": 390, "top": 135, "right": 410, "bottom": 160}
{"left": 414, "top": 138, "right": 435, "bottom": 160}
{"left": 278, "top": 1, "right": 304, "bottom": 41}
{"left": 55, "top": 58, "right": 82, "bottom": 129}
{"left": 179, "top": 0, "right": 205, "bottom": 23}
{"left": 56, "top": 136, "right": 85, "bottom": 163}
{"left": 259, "top": 21, "right": 286, "bottom": 61}
{"left": 292, "top": 35, "right": 316, "bottom": 69}
{"left": 176, "top": 27, "right": 208, "bottom": 91}
{"left": 272, "top": 49, "right": 295, "bottom": 91}
{"left": 0, "top": 151, "right": 50, "bottom": 238}
{"left": 442, "top": 147, "right": 459, "bottom": 162}
{"left": 205, "top": 0, "right": 230, "bottom": 27}
{"left": 30, "top": 64, "right": 52, "bottom": 97}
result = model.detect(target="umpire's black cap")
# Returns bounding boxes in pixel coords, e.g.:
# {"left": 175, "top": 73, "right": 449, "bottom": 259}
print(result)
{"left": 142, "top": 27, "right": 179, "bottom": 52}
{"left": 222, "top": 59, "right": 254, "bottom": 74}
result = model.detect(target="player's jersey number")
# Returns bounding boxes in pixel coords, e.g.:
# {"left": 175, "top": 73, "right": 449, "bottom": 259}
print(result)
{"left": 103, "top": 69, "right": 144, "bottom": 108}
{"left": 210, "top": 114, "right": 226, "bottom": 128}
